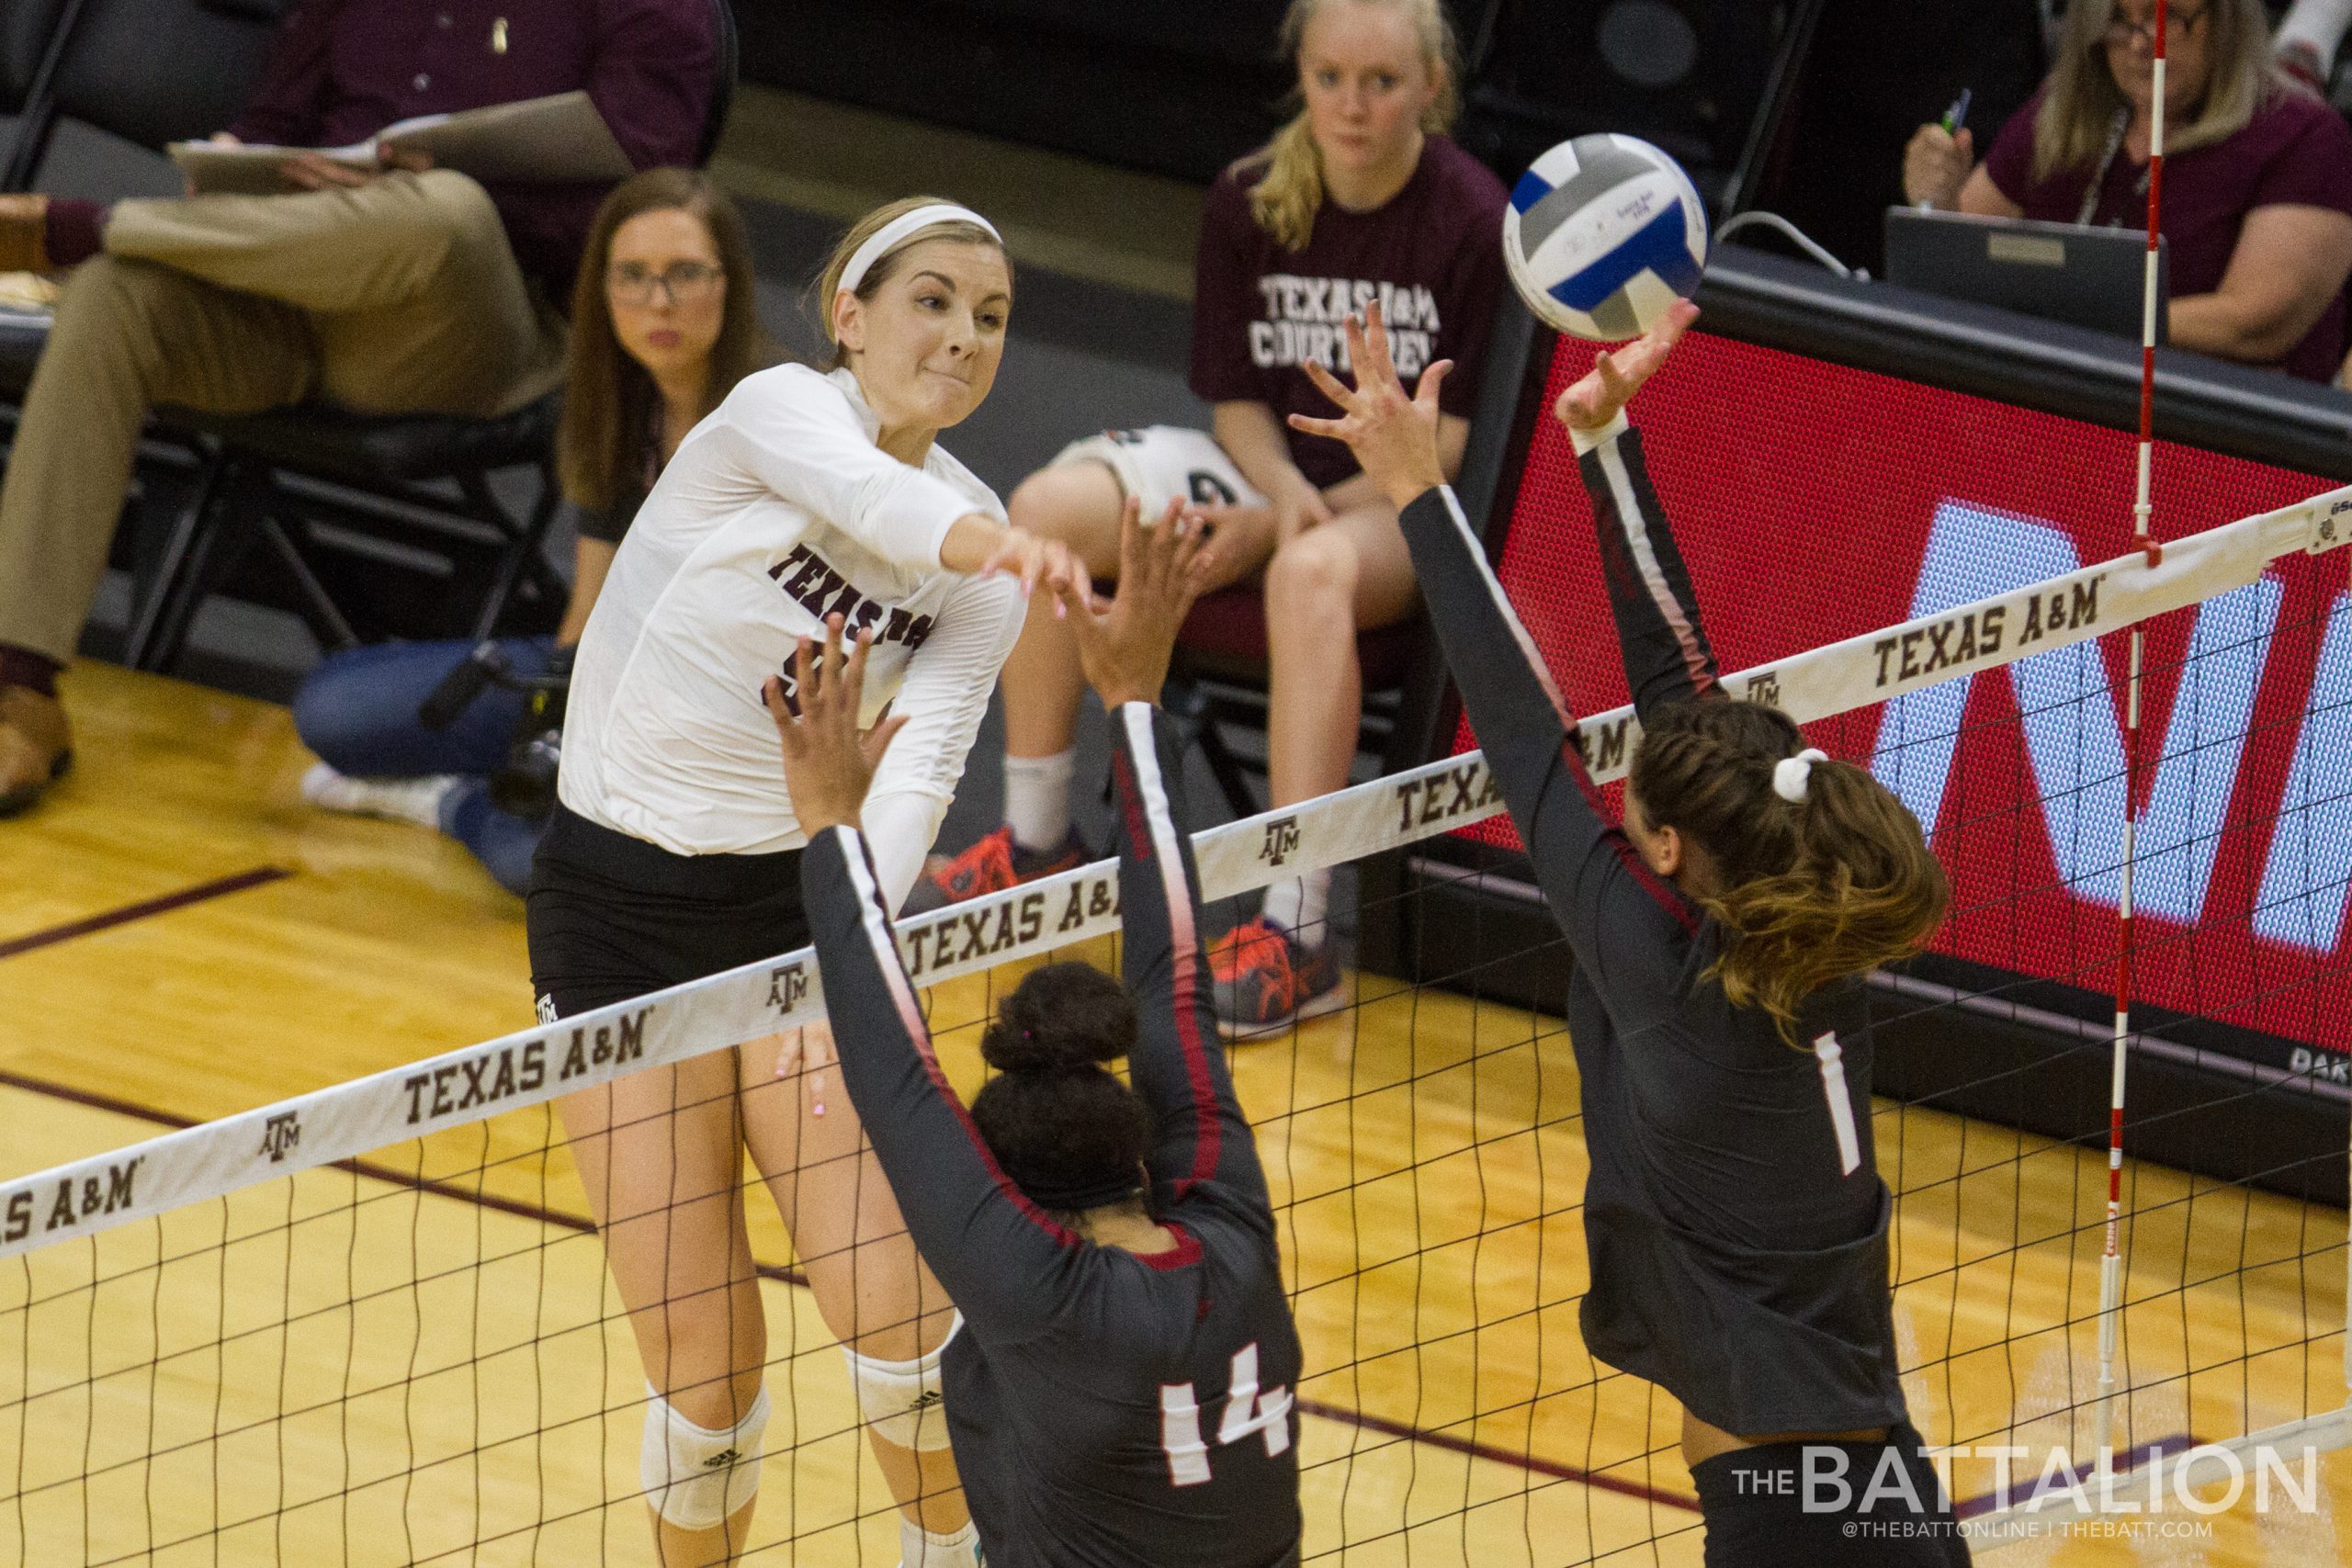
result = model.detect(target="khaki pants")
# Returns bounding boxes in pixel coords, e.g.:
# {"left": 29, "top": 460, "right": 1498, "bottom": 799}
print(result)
{"left": 0, "top": 169, "right": 568, "bottom": 663}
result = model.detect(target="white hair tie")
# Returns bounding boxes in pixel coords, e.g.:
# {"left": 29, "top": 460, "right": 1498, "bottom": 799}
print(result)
{"left": 1772, "top": 748, "right": 1829, "bottom": 804}
{"left": 836, "top": 203, "right": 1002, "bottom": 300}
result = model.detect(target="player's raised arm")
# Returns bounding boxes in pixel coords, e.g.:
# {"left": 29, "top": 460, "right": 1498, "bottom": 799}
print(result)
{"left": 1555, "top": 304, "right": 1724, "bottom": 716}
{"left": 1289, "top": 305, "right": 1701, "bottom": 974}
{"left": 775, "top": 624, "right": 1080, "bottom": 1338}
{"left": 1048, "top": 502, "right": 1271, "bottom": 1208}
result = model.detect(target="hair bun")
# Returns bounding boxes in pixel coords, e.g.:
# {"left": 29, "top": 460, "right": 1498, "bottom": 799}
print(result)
{"left": 982, "top": 963, "right": 1137, "bottom": 1074}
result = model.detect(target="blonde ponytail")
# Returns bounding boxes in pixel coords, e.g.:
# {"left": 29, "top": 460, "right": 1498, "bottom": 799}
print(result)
{"left": 1246, "top": 0, "right": 1464, "bottom": 252}
{"left": 1247, "top": 114, "right": 1327, "bottom": 254}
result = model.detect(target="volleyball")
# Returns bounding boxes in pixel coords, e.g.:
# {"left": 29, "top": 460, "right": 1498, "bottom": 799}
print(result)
{"left": 1503, "top": 134, "right": 1709, "bottom": 343}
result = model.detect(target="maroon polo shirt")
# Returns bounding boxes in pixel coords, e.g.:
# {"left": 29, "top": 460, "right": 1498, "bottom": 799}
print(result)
{"left": 1189, "top": 134, "right": 1509, "bottom": 491}
{"left": 1982, "top": 82, "right": 2352, "bottom": 381}
{"left": 226, "top": 0, "right": 718, "bottom": 297}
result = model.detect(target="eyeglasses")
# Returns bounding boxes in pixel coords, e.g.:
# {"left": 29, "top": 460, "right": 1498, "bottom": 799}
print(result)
{"left": 607, "top": 260, "right": 725, "bottom": 306}
{"left": 2104, "top": 3, "right": 2207, "bottom": 49}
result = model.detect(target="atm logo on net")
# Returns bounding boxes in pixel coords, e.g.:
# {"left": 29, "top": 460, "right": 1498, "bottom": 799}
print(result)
{"left": 1868, "top": 502, "right": 2352, "bottom": 1047}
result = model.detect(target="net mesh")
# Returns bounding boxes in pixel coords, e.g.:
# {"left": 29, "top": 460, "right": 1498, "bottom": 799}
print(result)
{"left": 8, "top": 344, "right": 2352, "bottom": 1564}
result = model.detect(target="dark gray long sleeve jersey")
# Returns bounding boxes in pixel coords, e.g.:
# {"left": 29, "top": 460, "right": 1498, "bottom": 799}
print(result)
{"left": 1394, "top": 423, "right": 1909, "bottom": 1438}
{"left": 801, "top": 702, "right": 1304, "bottom": 1568}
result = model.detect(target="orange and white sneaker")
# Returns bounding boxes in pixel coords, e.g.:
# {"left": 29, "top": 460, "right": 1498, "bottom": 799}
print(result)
{"left": 902, "top": 825, "right": 1088, "bottom": 916}
{"left": 1209, "top": 917, "right": 1346, "bottom": 1039}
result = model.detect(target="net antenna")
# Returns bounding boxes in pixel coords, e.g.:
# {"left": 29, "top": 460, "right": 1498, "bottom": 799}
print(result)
{"left": 2093, "top": 0, "right": 2171, "bottom": 1477}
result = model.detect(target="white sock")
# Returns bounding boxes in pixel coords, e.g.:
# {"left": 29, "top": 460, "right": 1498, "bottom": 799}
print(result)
{"left": 900, "top": 1516, "right": 980, "bottom": 1567}
{"left": 300, "top": 762, "right": 459, "bottom": 832}
{"left": 1261, "top": 868, "right": 1330, "bottom": 942}
{"left": 1003, "top": 749, "right": 1075, "bottom": 852}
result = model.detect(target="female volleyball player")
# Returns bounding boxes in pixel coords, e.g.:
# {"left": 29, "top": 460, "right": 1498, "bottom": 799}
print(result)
{"left": 911, "top": 0, "right": 1508, "bottom": 1041}
{"left": 766, "top": 502, "right": 1303, "bottom": 1568}
{"left": 1291, "top": 301, "right": 1967, "bottom": 1566}
{"left": 529, "top": 197, "right": 1082, "bottom": 1568}
{"left": 294, "top": 170, "right": 771, "bottom": 894}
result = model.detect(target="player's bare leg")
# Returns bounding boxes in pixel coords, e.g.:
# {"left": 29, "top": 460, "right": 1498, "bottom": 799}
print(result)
{"left": 1001, "top": 460, "right": 1269, "bottom": 761}
{"left": 1263, "top": 502, "right": 1419, "bottom": 808}
{"left": 1000, "top": 461, "right": 1126, "bottom": 761}
{"left": 560, "top": 1051, "right": 766, "bottom": 1566}
{"left": 740, "top": 1028, "right": 974, "bottom": 1555}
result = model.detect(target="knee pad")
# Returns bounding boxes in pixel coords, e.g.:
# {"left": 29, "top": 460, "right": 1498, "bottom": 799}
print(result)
{"left": 842, "top": 1314, "right": 963, "bottom": 1451}
{"left": 640, "top": 1383, "right": 770, "bottom": 1529}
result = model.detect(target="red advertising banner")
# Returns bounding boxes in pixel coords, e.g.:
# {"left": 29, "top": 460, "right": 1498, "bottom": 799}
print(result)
{"left": 1453, "top": 330, "right": 2352, "bottom": 1056}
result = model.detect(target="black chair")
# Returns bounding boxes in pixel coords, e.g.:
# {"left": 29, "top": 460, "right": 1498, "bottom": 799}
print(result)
{"left": 133, "top": 0, "right": 737, "bottom": 668}
{"left": 5, "top": 0, "right": 738, "bottom": 669}
{"left": 0, "top": 0, "right": 282, "bottom": 400}
{"left": 0, "top": 0, "right": 277, "bottom": 624}
{"left": 1, "top": 0, "right": 104, "bottom": 411}
{"left": 0, "top": 0, "right": 76, "bottom": 192}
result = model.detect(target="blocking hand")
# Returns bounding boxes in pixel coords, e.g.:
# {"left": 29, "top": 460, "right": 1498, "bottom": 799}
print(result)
{"left": 1552, "top": 299, "right": 1696, "bottom": 434}
{"left": 1286, "top": 301, "right": 1453, "bottom": 513}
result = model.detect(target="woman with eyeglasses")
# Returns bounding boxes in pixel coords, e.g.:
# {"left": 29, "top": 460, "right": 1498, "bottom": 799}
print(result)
{"left": 294, "top": 169, "right": 771, "bottom": 894}
{"left": 1903, "top": 0, "right": 2352, "bottom": 382}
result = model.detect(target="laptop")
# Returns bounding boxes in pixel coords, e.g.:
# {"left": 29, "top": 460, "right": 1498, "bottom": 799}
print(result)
{"left": 1883, "top": 209, "right": 2168, "bottom": 344}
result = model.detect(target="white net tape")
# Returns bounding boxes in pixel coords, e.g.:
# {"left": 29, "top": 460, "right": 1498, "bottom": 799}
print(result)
{"left": 7, "top": 482, "right": 2346, "bottom": 1277}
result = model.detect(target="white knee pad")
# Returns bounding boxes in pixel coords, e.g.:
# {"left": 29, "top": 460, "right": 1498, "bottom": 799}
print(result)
{"left": 640, "top": 1383, "right": 770, "bottom": 1529}
{"left": 843, "top": 1313, "right": 963, "bottom": 1451}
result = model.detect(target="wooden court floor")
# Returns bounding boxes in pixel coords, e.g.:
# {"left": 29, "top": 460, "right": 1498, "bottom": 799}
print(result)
{"left": 3, "top": 661, "right": 2350, "bottom": 1566}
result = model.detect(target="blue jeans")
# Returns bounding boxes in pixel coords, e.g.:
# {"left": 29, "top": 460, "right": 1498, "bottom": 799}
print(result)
{"left": 291, "top": 636, "right": 554, "bottom": 897}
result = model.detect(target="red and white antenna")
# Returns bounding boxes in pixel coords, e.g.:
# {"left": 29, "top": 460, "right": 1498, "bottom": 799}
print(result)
{"left": 2096, "top": 0, "right": 2170, "bottom": 1478}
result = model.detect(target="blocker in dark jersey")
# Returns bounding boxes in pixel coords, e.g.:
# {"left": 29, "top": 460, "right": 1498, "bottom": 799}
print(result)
{"left": 802, "top": 702, "right": 1303, "bottom": 1568}
{"left": 1391, "top": 423, "right": 1969, "bottom": 1564}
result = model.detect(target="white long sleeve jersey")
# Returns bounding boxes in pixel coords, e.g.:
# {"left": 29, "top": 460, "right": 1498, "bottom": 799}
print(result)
{"left": 560, "top": 364, "right": 1024, "bottom": 908}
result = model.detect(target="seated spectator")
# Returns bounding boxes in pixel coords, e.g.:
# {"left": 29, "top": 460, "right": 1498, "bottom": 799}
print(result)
{"left": 906, "top": 0, "right": 1507, "bottom": 1037}
{"left": 0, "top": 0, "right": 718, "bottom": 817}
{"left": 1902, "top": 0, "right": 2352, "bottom": 381}
{"left": 293, "top": 170, "right": 770, "bottom": 896}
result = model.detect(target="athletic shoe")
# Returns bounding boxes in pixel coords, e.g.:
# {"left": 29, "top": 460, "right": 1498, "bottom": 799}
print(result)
{"left": 300, "top": 761, "right": 458, "bottom": 831}
{"left": 1209, "top": 917, "right": 1346, "bottom": 1039}
{"left": 902, "top": 824, "right": 1088, "bottom": 915}
{"left": 0, "top": 685, "right": 72, "bottom": 818}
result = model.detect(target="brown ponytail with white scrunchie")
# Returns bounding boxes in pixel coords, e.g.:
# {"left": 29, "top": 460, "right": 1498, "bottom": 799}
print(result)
{"left": 1630, "top": 701, "right": 1951, "bottom": 1043}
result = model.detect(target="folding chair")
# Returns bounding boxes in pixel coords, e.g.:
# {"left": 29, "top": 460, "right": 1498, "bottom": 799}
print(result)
{"left": 0, "top": 0, "right": 739, "bottom": 667}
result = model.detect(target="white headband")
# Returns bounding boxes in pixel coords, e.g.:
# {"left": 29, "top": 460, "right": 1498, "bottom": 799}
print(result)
{"left": 1772, "top": 748, "right": 1829, "bottom": 804}
{"left": 835, "top": 203, "right": 1002, "bottom": 300}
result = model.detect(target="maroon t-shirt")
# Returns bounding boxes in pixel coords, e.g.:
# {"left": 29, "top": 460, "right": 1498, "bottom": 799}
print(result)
{"left": 1189, "top": 134, "right": 1509, "bottom": 490}
{"left": 1982, "top": 83, "right": 2352, "bottom": 381}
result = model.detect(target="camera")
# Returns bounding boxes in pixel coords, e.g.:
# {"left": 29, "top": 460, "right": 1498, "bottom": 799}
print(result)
{"left": 417, "top": 641, "right": 574, "bottom": 820}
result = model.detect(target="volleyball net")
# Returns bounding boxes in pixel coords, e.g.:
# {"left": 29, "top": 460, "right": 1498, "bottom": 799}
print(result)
{"left": 6, "top": 475, "right": 2352, "bottom": 1565}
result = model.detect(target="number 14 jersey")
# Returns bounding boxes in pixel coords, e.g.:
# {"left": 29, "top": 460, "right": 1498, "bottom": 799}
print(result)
{"left": 799, "top": 704, "right": 1303, "bottom": 1567}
